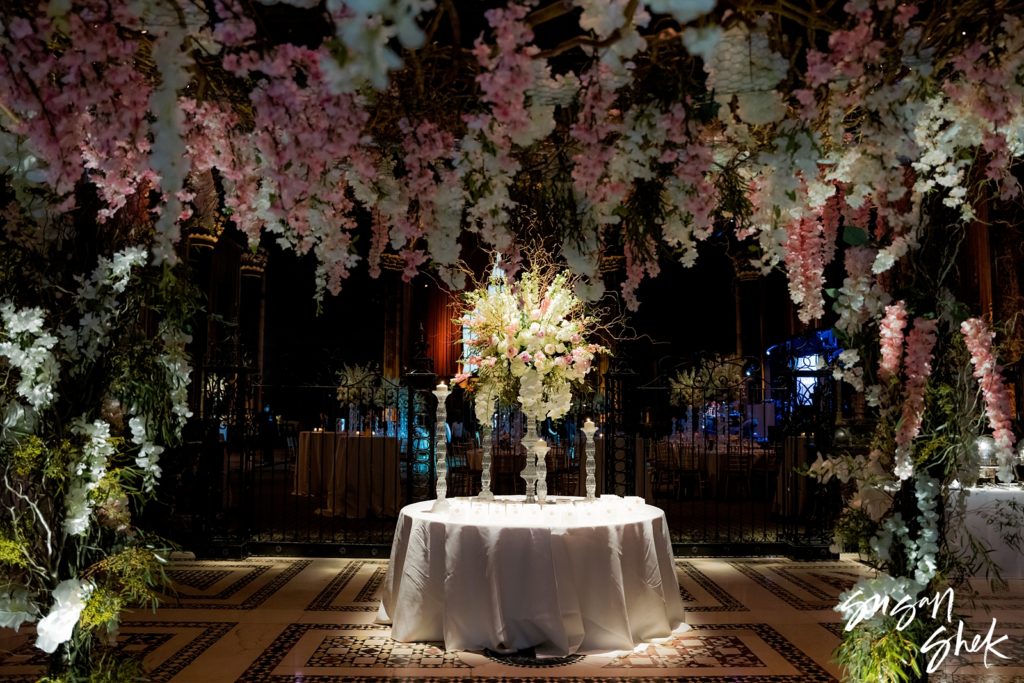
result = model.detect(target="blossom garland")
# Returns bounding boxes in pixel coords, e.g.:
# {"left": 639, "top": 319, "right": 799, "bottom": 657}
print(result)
{"left": 961, "top": 317, "right": 1017, "bottom": 482}
{"left": 893, "top": 317, "right": 938, "bottom": 481}
{"left": 457, "top": 263, "right": 606, "bottom": 421}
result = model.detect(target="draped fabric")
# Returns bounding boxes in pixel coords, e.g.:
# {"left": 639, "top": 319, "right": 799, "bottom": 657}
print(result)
{"left": 427, "top": 289, "right": 461, "bottom": 380}
{"left": 377, "top": 499, "right": 687, "bottom": 655}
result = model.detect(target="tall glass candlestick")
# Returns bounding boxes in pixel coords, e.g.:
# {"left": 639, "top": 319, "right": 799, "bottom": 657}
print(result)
{"left": 431, "top": 381, "right": 450, "bottom": 513}
{"left": 581, "top": 418, "right": 597, "bottom": 500}
{"left": 521, "top": 415, "right": 537, "bottom": 503}
{"left": 478, "top": 407, "right": 494, "bottom": 500}
{"left": 535, "top": 436, "right": 550, "bottom": 504}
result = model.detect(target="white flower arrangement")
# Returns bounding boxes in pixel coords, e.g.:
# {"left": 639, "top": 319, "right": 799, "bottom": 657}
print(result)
{"left": 457, "top": 261, "right": 607, "bottom": 421}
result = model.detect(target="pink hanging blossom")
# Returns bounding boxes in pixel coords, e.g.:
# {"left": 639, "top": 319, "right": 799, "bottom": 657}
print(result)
{"left": 782, "top": 212, "right": 835, "bottom": 323}
{"left": 570, "top": 64, "right": 622, "bottom": 207}
{"left": 893, "top": 317, "right": 937, "bottom": 480}
{"left": 1, "top": 8, "right": 155, "bottom": 215}
{"left": 622, "top": 236, "right": 661, "bottom": 311}
{"left": 474, "top": 3, "right": 537, "bottom": 141}
{"left": 962, "top": 317, "right": 1018, "bottom": 482}
{"left": 878, "top": 301, "right": 908, "bottom": 381}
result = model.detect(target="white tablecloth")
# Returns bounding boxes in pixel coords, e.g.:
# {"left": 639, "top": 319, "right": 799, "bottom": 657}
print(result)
{"left": 377, "top": 496, "right": 685, "bottom": 656}
{"left": 950, "top": 485, "right": 1024, "bottom": 579}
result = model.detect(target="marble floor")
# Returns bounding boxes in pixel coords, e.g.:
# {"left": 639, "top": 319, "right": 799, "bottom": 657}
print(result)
{"left": 2, "top": 556, "right": 1023, "bottom": 681}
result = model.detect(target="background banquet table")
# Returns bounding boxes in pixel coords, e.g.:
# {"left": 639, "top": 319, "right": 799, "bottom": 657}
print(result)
{"left": 377, "top": 496, "right": 685, "bottom": 656}
{"left": 293, "top": 432, "right": 401, "bottom": 517}
{"left": 949, "top": 484, "right": 1024, "bottom": 579}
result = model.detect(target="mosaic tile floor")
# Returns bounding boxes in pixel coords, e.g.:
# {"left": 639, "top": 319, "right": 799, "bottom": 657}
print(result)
{"left": 1, "top": 556, "right": 1023, "bottom": 681}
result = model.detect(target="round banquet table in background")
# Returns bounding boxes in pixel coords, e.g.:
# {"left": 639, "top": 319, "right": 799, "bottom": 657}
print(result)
{"left": 376, "top": 496, "right": 686, "bottom": 656}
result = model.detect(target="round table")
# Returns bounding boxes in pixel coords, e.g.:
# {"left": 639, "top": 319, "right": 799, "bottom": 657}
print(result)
{"left": 376, "top": 496, "right": 685, "bottom": 656}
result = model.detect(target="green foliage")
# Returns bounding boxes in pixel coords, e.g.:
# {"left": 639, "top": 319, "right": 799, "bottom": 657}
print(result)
{"left": 43, "top": 439, "right": 76, "bottom": 483}
{"left": 83, "top": 547, "right": 168, "bottom": 611}
{"left": 8, "top": 434, "right": 44, "bottom": 478}
{"left": 835, "top": 617, "right": 928, "bottom": 683}
{"left": 833, "top": 508, "right": 877, "bottom": 555}
{"left": 79, "top": 587, "right": 122, "bottom": 634}
{"left": 0, "top": 533, "right": 28, "bottom": 568}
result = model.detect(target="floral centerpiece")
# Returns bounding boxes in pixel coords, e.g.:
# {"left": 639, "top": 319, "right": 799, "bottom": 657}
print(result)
{"left": 456, "top": 261, "right": 606, "bottom": 426}
{"left": 455, "top": 259, "right": 607, "bottom": 502}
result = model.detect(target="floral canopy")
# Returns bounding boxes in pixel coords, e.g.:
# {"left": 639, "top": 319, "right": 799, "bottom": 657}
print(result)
{"left": 1, "top": 0, "right": 1020, "bottom": 315}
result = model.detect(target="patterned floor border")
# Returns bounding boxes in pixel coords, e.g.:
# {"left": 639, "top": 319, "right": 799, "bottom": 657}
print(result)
{"left": 161, "top": 559, "right": 312, "bottom": 610}
{"left": 234, "top": 621, "right": 837, "bottom": 682}
{"left": 677, "top": 560, "right": 749, "bottom": 612}
{"left": 0, "top": 621, "right": 236, "bottom": 683}
{"left": 306, "top": 559, "right": 387, "bottom": 612}
{"left": 132, "top": 620, "right": 239, "bottom": 682}
{"left": 728, "top": 561, "right": 868, "bottom": 611}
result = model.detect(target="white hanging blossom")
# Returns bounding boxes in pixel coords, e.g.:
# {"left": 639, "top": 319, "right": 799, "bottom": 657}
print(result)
{"left": 0, "top": 301, "right": 60, "bottom": 439}
{"left": 60, "top": 246, "right": 148, "bottom": 365}
{"left": 646, "top": 0, "right": 716, "bottom": 25}
{"left": 148, "top": 16, "right": 193, "bottom": 264}
{"left": 833, "top": 349, "right": 865, "bottom": 392}
{"left": 704, "top": 21, "right": 789, "bottom": 125}
{"left": 35, "top": 578, "right": 93, "bottom": 654}
{"left": 160, "top": 327, "right": 194, "bottom": 433}
{"left": 129, "top": 416, "right": 165, "bottom": 494}
{"left": 64, "top": 419, "right": 116, "bottom": 537}
{"left": 322, "top": 0, "right": 435, "bottom": 93}
{"left": 456, "top": 124, "right": 517, "bottom": 252}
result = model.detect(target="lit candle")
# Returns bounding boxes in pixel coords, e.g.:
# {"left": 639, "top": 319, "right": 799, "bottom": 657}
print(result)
{"left": 437, "top": 381, "right": 448, "bottom": 393}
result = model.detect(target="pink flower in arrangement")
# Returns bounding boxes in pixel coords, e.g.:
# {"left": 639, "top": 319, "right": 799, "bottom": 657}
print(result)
{"left": 518, "top": 352, "right": 532, "bottom": 363}
{"left": 878, "top": 301, "right": 908, "bottom": 381}
{"left": 962, "top": 317, "right": 1018, "bottom": 480}
{"left": 893, "top": 317, "right": 938, "bottom": 479}
{"left": 506, "top": 346, "right": 517, "bottom": 359}
{"left": 453, "top": 372, "right": 471, "bottom": 384}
